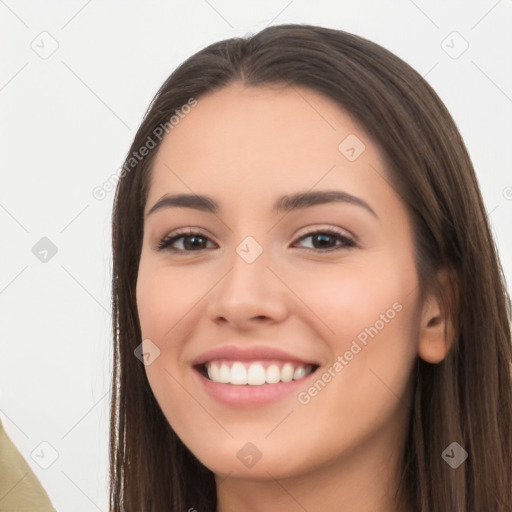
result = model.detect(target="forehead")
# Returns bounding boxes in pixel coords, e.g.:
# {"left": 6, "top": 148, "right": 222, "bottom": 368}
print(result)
{"left": 146, "top": 82, "right": 392, "bottom": 212}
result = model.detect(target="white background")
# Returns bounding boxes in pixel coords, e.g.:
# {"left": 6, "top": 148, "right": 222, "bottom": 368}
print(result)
{"left": 1, "top": 1, "right": 511, "bottom": 510}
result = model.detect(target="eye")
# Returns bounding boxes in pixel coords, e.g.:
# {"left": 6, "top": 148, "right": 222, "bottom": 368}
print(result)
{"left": 156, "top": 227, "right": 356, "bottom": 254}
{"left": 292, "top": 228, "right": 356, "bottom": 252}
{"left": 156, "top": 229, "right": 216, "bottom": 253}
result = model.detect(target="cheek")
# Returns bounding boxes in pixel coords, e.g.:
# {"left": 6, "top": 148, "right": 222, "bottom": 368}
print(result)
{"left": 135, "top": 263, "right": 197, "bottom": 432}
{"left": 135, "top": 261, "right": 211, "bottom": 419}
{"left": 287, "top": 273, "right": 419, "bottom": 473}
{"left": 288, "top": 256, "right": 416, "bottom": 344}
{"left": 290, "top": 255, "right": 420, "bottom": 408}
{"left": 136, "top": 259, "right": 201, "bottom": 340}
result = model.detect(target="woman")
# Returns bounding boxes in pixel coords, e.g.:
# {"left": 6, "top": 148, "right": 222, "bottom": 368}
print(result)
{"left": 109, "top": 24, "right": 512, "bottom": 511}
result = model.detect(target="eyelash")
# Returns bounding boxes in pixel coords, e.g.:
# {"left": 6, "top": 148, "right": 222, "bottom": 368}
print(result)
{"left": 156, "top": 227, "right": 356, "bottom": 254}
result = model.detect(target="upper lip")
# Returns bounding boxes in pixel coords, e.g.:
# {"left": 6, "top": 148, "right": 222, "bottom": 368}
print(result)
{"left": 192, "top": 345, "right": 320, "bottom": 367}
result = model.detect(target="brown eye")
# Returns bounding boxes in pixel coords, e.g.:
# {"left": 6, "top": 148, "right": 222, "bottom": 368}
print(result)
{"left": 157, "top": 231, "right": 216, "bottom": 252}
{"left": 156, "top": 228, "right": 356, "bottom": 254}
{"left": 293, "top": 229, "right": 356, "bottom": 252}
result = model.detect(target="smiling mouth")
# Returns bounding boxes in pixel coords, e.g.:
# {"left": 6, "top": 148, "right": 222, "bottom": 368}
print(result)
{"left": 196, "top": 360, "right": 320, "bottom": 386}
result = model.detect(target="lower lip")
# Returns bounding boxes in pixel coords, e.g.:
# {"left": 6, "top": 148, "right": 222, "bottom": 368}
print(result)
{"left": 194, "top": 367, "right": 317, "bottom": 407}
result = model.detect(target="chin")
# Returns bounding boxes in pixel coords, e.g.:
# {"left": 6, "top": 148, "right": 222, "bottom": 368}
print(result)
{"left": 191, "top": 440, "right": 312, "bottom": 481}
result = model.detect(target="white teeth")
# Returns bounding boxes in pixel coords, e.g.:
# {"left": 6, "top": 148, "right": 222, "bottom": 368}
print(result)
{"left": 204, "top": 360, "right": 315, "bottom": 385}
{"left": 207, "top": 363, "right": 219, "bottom": 381}
{"left": 218, "top": 363, "right": 230, "bottom": 383}
{"left": 266, "top": 364, "right": 281, "bottom": 383}
{"left": 230, "top": 362, "right": 247, "bottom": 385}
{"left": 247, "top": 363, "right": 266, "bottom": 385}
{"left": 281, "top": 363, "right": 294, "bottom": 382}
{"left": 293, "top": 366, "right": 307, "bottom": 380}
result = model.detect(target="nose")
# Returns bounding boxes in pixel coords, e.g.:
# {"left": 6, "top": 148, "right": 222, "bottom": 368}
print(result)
{"left": 205, "top": 247, "right": 289, "bottom": 330}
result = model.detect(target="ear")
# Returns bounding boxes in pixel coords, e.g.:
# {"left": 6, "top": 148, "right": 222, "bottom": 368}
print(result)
{"left": 418, "top": 268, "right": 457, "bottom": 364}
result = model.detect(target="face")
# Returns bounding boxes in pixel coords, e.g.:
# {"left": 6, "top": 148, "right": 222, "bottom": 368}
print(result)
{"left": 136, "top": 82, "right": 423, "bottom": 481}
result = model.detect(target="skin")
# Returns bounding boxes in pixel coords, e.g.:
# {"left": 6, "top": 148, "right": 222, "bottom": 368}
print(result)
{"left": 136, "top": 82, "right": 452, "bottom": 512}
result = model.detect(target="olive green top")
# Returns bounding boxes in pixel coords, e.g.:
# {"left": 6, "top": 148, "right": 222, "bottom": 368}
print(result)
{"left": 0, "top": 418, "right": 56, "bottom": 511}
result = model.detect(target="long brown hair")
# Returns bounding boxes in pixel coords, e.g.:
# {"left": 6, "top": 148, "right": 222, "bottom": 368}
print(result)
{"left": 110, "top": 24, "right": 512, "bottom": 511}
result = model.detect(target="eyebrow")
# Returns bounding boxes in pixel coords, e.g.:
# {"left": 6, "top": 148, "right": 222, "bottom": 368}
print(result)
{"left": 146, "top": 190, "right": 377, "bottom": 218}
